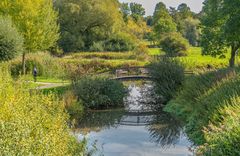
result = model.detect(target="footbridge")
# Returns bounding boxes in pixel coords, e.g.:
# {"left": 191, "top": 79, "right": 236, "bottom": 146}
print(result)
{"left": 112, "top": 66, "right": 193, "bottom": 81}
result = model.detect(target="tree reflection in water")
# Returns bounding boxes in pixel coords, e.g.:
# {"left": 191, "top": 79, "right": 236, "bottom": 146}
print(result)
{"left": 74, "top": 109, "right": 125, "bottom": 133}
{"left": 147, "top": 112, "right": 184, "bottom": 147}
{"left": 135, "top": 83, "right": 185, "bottom": 147}
{"left": 74, "top": 83, "right": 188, "bottom": 151}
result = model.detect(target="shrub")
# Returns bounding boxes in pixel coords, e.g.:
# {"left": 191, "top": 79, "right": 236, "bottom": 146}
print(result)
{"left": 89, "top": 41, "right": 104, "bottom": 52}
{"left": 0, "top": 65, "right": 86, "bottom": 155}
{"left": 73, "top": 76, "right": 126, "bottom": 109}
{"left": 164, "top": 69, "right": 240, "bottom": 149}
{"left": 0, "top": 16, "right": 23, "bottom": 61}
{"left": 148, "top": 58, "right": 185, "bottom": 105}
{"left": 133, "top": 43, "right": 149, "bottom": 61}
{"left": 10, "top": 59, "right": 43, "bottom": 77}
{"left": 49, "top": 45, "right": 64, "bottom": 56}
{"left": 105, "top": 32, "right": 136, "bottom": 51}
{"left": 160, "top": 32, "right": 189, "bottom": 57}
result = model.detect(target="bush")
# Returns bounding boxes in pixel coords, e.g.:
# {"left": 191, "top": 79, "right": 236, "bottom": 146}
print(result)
{"left": 148, "top": 58, "right": 185, "bottom": 104}
{"left": 0, "top": 65, "right": 86, "bottom": 155}
{"left": 105, "top": 32, "right": 136, "bottom": 51}
{"left": 0, "top": 16, "right": 23, "bottom": 61}
{"left": 89, "top": 41, "right": 104, "bottom": 52}
{"left": 133, "top": 43, "right": 149, "bottom": 61}
{"left": 160, "top": 32, "right": 189, "bottom": 57}
{"left": 10, "top": 59, "right": 43, "bottom": 77}
{"left": 73, "top": 77, "right": 126, "bottom": 109}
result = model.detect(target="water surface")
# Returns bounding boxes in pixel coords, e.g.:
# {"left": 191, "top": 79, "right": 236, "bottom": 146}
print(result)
{"left": 74, "top": 84, "right": 193, "bottom": 156}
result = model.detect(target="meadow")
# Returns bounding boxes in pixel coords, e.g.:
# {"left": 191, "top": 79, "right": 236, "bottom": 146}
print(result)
{"left": 8, "top": 46, "right": 232, "bottom": 83}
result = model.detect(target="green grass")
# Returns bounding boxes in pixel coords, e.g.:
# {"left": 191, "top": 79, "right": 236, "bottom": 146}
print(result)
{"left": 36, "top": 77, "right": 70, "bottom": 83}
{"left": 41, "top": 85, "right": 71, "bottom": 96}
{"left": 179, "top": 47, "right": 229, "bottom": 70}
{"left": 148, "top": 48, "right": 163, "bottom": 55}
{"left": 164, "top": 68, "right": 240, "bottom": 155}
{"left": 148, "top": 47, "right": 230, "bottom": 70}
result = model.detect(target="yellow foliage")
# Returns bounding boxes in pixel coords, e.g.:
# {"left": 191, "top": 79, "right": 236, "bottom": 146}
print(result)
{"left": 126, "top": 17, "right": 151, "bottom": 39}
{"left": 0, "top": 65, "right": 85, "bottom": 155}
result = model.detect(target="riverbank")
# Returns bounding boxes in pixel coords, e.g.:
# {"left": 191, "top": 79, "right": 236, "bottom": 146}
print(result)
{"left": 164, "top": 68, "right": 240, "bottom": 155}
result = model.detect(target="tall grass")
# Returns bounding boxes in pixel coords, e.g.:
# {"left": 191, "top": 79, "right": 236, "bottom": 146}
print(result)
{"left": 0, "top": 65, "right": 86, "bottom": 155}
{"left": 164, "top": 68, "right": 240, "bottom": 155}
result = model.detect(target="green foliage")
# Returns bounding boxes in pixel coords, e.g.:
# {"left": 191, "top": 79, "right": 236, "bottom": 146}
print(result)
{"left": 148, "top": 58, "right": 185, "bottom": 104}
{"left": 129, "top": 3, "right": 145, "bottom": 22}
{"left": 198, "top": 102, "right": 240, "bottom": 156}
{"left": 201, "top": 0, "right": 240, "bottom": 67}
{"left": 133, "top": 43, "right": 149, "bottom": 60}
{"left": 120, "top": 3, "right": 130, "bottom": 22}
{"left": 160, "top": 32, "right": 190, "bottom": 57}
{"left": 10, "top": 59, "right": 43, "bottom": 77}
{"left": 177, "top": 3, "right": 193, "bottom": 19}
{"left": 0, "top": 16, "right": 23, "bottom": 61}
{"left": 153, "top": 2, "right": 177, "bottom": 40}
{"left": 181, "top": 18, "right": 200, "bottom": 46}
{"left": 55, "top": 0, "right": 128, "bottom": 52}
{"left": 73, "top": 77, "right": 126, "bottom": 109}
{"left": 0, "top": 66, "right": 86, "bottom": 155}
{"left": 0, "top": 0, "right": 59, "bottom": 52}
{"left": 105, "top": 32, "right": 136, "bottom": 51}
{"left": 9, "top": 52, "right": 67, "bottom": 79}
{"left": 164, "top": 68, "right": 240, "bottom": 153}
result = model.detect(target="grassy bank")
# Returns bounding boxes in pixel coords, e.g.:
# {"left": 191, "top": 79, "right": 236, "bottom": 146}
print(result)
{"left": 164, "top": 68, "right": 240, "bottom": 155}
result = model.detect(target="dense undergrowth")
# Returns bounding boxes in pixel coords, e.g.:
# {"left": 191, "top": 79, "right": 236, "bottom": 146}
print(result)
{"left": 72, "top": 76, "right": 126, "bottom": 109}
{"left": 164, "top": 68, "right": 240, "bottom": 155}
{"left": 0, "top": 66, "right": 86, "bottom": 155}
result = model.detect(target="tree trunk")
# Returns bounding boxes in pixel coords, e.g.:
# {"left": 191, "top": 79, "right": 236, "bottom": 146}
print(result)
{"left": 229, "top": 46, "right": 238, "bottom": 68}
{"left": 22, "top": 52, "right": 26, "bottom": 75}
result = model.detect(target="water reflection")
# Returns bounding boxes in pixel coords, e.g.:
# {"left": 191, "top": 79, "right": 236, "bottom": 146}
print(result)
{"left": 74, "top": 83, "right": 192, "bottom": 156}
{"left": 147, "top": 112, "right": 184, "bottom": 147}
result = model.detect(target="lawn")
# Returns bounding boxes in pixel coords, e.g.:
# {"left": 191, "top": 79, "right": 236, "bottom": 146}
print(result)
{"left": 149, "top": 47, "right": 231, "bottom": 70}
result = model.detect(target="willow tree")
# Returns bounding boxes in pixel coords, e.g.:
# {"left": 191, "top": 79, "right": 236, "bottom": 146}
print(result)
{"left": 201, "top": 0, "right": 240, "bottom": 67}
{"left": 0, "top": 0, "right": 59, "bottom": 74}
{"left": 54, "top": 0, "right": 123, "bottom": 52}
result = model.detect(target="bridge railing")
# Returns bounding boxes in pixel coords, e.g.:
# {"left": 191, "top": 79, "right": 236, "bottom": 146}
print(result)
{"left": 114, "top": 66, "right": 194, "bottom": 79}
{"left": 115, "top": 66, "right": 149, "bottom": 78}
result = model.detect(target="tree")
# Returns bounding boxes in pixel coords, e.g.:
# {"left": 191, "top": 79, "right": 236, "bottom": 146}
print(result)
{"left": 0, "top": 0, "right": 59, "bottom": 74}
{"left": 201, "top": 0, "right": 240, "bottom": 67}
{"left": 170, "top": 3, "right": 194, "bottom": 35}
{"left": 0, "top": 16, "right": 23, "bottom": 61}
{"left": 129, "top": 3, "right": 145, "bottom": 22}
{"left": 152, "top": 2, "right": 177, "bottom": 40}
{"left": 182, "top": 18, "right": 200, "bottom": 46}
{"left": 177, "top": 3, "right": 193, "bottom": 19}
{"left": 55, "top": 0, "right": 124, "bottom": 52}
{"left": 120, "top": 3, "right": 130, "bottom": 22}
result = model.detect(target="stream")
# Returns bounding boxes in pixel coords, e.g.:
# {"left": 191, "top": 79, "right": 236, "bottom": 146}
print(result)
{"left": 73, "top": 83, "right": 193, "bottom": 156}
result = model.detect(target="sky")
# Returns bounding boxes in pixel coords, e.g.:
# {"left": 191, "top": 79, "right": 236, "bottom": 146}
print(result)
{"left": 119, "top": 0, "right": 205, "bottom": 15}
